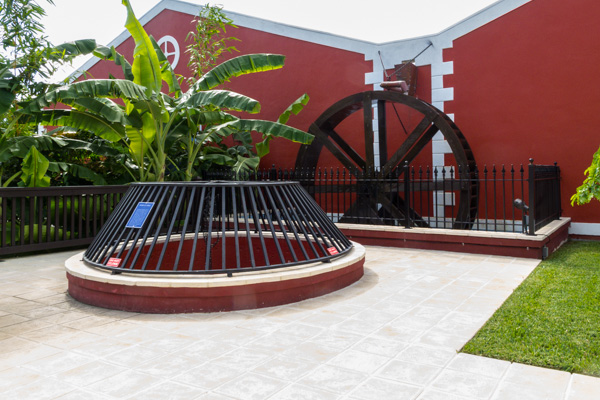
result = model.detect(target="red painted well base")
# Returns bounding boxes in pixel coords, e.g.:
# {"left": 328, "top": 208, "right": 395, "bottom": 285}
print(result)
{"left": 66, "top": 246, "right": 365, "bottom": 313}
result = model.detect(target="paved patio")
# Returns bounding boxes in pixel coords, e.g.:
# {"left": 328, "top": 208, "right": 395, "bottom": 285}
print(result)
{"left": 0, "top": 246, "right": 598, "bottom": 399}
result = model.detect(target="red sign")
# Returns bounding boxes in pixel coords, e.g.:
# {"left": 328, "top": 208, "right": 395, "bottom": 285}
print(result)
{"left": 107, "top": 258, "right": 122, "bottom": 267}
{"left": 327, "top": 247, "right": 339, "bottom": 255}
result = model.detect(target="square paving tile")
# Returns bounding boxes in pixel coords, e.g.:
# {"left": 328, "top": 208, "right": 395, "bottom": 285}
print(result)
{"left": 430, "top": 369, "right": 498, "bottom": 399}
{"left": 297, "top": 364, "right": 368, "bottom": 394}
{"left": 350, "top": 377, "right": 422, "bottom": 400}
{"left": 269, "top": 383, "right": 339, "bottom": 400}
{"left": 214, "top": 372, "right": 287, "bottom": 400}
{"left": 377, "top": 359, "right": 443, "bottom": 386}
{"left": 327, "top": 349, "right": 390, "bottom": 374}
{"left": 84, "top": 369, "right": 160, "bottom": 398}
{"left": 4, "top": 377, "right": 77, "bottom": 399}
{"left": 0, "top": 247, "right": 598, "bottom": 400}
{"left": 566, "top": 374, "right": 600, "bottom": 400}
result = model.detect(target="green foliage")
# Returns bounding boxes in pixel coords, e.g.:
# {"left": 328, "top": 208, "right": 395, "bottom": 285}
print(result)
{"left": 121, "top": 0, "right": 162, "bottom": 94}
{"left": 4, "top": 222, "right": 70, "bottom": 244}
{"left": 0, "top": 0, "right": 103, "bottom": 187}
{"left": 20, "top": 145, "right": 50, "bottom": 187}
{"left": 0, "top": 0, "right": 98, "bottom": 119}
{"left": 186, "top": 3, "right": 239, "bottom": 84}
{"left": 278, "top": 93, "right": 310, "bottom": 124}
{"left": 571, "top": 145, "right": 600, "bottom": 205}
{"left": 0, "top": 194, "right": 118, "bottom": 246}
{"left": 462, "top": 240, "right": 600, "bottom": 376}
{"left": 0, "top": 132, "right": 130, "bottom": 186}
{"left": 191, "top": 54, "right": 286, "bottom": 92}
{"left": 15, "top": 0, "right": 313, "bottom": 183}
{"left": 1, "top": 0, "right": 53, "bottom": 116}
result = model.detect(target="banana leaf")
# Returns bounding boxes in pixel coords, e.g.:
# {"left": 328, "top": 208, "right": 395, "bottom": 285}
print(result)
{"left": 122, "top": 0, "right": 162, "bottom": 93}
{"left": 210, "top": 119, "right": 314, "bottom": 144}
{"left": 24, "top": 109, "right": 127, "bottom": 142}
{"left": 52, "top": 39, "right": 97, "bottom": 60}
{"left": 20, "top": 146, "right": 51, "bottom": 187}
{"left": 150, "top": 36, "right": 181, "bottom": 95}
{"left": 48, "top": 162, "right": 107, "bottom": 185}
{"left": 178, "top": 90, "right": 260, "bottom": 113}
{"left": 94, "top": 45, "right": 134, "bottom": 82}
{"left": 278, "top": 94, "right": 310, "bottom": 124}
{"left": 232, "top": 155, "right": 260, "bottom": 179}
{"left": 71, "top": 97, "right": 128, "bottom": 125}
{"left": 192, "top": 54, "right": 286, "bottom": 91}
{"left": 20, "top": 79, "right": 149, "bottom": 113}
{"left": 125, "top": 112, "right": 157, "bottom": 164}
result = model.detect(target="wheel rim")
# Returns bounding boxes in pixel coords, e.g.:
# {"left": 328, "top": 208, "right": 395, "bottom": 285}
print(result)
{"left": 295, "top": 91, "right": 479, "bottom": 229}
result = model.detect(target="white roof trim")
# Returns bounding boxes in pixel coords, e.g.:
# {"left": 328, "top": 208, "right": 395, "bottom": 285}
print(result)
{"left": 74, "top": 0, "right": 530, "bottom": 80}
{"left": 74, "top": 0, "right": 380, "bottom": 76}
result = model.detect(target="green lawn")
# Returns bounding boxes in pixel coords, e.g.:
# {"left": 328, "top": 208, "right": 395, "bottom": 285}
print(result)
{"left": 462, "top": 240, "right": 600, "bottom": 376}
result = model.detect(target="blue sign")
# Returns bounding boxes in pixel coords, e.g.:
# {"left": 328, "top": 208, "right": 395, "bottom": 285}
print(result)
{"left": 126, "top": 202, "right": 154, "bottom": 228}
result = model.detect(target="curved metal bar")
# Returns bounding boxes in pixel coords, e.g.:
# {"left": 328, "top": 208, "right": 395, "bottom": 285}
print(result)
{"left": 83, "top": 181, "right": 353, "bottom": 275}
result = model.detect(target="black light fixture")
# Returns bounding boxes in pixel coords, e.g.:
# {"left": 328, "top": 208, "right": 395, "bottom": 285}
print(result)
{"left": 513, "top": 198, "right": 529, "bottom": 234}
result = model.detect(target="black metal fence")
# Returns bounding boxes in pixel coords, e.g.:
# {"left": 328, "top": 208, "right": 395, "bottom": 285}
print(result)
{"left": 0, "top": 160, "right": 561, "bottom": 256}
{"left": 209, "top": 159, "right": 561, "bottom": 235}
{"left": 529, "top": 161, "right": 561, "bottom": 233}
{"left": 0, "top": 185, "right": 128, "bottom": 256}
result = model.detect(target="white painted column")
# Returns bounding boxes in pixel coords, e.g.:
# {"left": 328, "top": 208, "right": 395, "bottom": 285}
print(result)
{"left": 430, "top": 50, "right": 456, "bottom": 225}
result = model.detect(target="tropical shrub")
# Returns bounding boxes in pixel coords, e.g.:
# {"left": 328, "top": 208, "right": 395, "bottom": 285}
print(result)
{"left": 0, "top": 0, "right": 104, "bottom": 186}
{"left": 572, "top": 146, "right": 600, "bottom": 205}
{"left": 17, "top": 0, "right": 313, "bottom": 182}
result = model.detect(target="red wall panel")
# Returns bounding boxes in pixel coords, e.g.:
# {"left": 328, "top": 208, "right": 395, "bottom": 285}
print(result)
{"left": 86, "top": 9, "right": 373, "bottom": 169}
{"left": 448, "top": 0, "right": 600, "bottom": 222}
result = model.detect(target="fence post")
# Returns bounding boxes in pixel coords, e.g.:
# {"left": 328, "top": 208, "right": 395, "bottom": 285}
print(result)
{"left": 528, "top": 158, "right": 536, "bottom": 235}
{"left": 404, "top": 161, "right": 411, "bottom": 228}
{"left": 555, "top": 162, "right": 562, "bottom": 219}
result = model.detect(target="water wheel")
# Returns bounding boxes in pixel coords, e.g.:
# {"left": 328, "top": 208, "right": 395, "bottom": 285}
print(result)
{"left": 294, "top": 90, "right": 478, "bottom": 229}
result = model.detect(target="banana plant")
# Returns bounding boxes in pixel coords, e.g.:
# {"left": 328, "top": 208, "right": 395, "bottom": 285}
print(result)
{"left": 18, "top": 0, "right": 313, "bottom": 182}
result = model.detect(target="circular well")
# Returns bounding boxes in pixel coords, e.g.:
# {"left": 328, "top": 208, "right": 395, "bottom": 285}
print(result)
{"left": 66, "top": 242, "right": 365, "bottom": 313}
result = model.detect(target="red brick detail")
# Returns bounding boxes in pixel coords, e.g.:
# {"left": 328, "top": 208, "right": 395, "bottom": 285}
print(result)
{"left": 569, "top": 234, "right": 600, "bottom": 241}
{"left": 67, "top": 259, "right": 364, "bottom": 314}
{"left": 443, "top": 74, "right": 455, "bottom": 89}
{"left": 443, "top": 100, "right": 456, "bottom": 115}
{"left": 442, "top": 47, "right": 455, "bottom": 63}
{"left": 340, "top": 224, "right": 569, "bottom": 260}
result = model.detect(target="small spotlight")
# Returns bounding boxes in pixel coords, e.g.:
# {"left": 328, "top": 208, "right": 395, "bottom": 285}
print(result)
{"left": 513, "top": 198, "right": 529, "bottom": 212}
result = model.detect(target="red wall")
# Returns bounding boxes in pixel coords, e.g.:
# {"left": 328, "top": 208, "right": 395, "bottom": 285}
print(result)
{"left": 86, "top": 9, "right": 373, "bottom": 169}
{"left": 445, "top": 0, "right": 600, "bottom": 223}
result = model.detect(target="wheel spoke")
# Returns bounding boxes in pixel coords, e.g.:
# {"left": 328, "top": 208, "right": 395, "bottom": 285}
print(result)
{"left": 381, "top": 196, "right": 429, "bottom": 227}
{"left": 376, "top": 193, "right": 405, "bottom": 220}
{"left": 381, "top": 115, "right": 437, "bottom": 176}
{"left": 403, "top": 124, "right": 439, "bottom": 164}
{"left": 295, "top": 91, "right": 479, "bottom": 229}
{"left": 339, "top": 200, "right": 380, "bottom": 224}
{"left": 308, "top": 123, "right": 365, "bottom": 171}
{"left": 324, "top": 128, "right": 367, "bottom": 170}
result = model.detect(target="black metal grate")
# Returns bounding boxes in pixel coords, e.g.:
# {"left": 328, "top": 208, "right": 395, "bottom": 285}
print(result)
{"left": 83, "top": 181, "right": 353, "bottom": 275}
